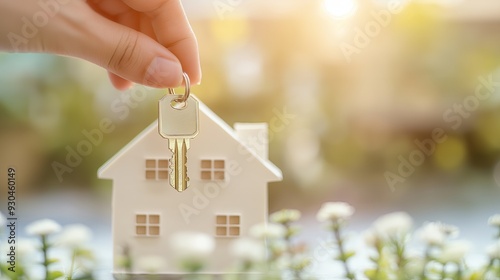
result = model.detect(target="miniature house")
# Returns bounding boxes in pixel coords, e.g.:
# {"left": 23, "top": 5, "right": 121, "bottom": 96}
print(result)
{"left": 98, "top": 95, "right": 282, "bottom": 274}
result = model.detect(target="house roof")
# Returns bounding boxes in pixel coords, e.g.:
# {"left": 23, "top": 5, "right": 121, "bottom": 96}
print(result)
{"left": 98, "top": 95, "right": 283, "bottom": 181}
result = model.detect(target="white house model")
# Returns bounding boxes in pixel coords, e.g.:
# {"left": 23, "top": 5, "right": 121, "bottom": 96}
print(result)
{"left": 98, "top": 95, "right": 283, "bottom": 274}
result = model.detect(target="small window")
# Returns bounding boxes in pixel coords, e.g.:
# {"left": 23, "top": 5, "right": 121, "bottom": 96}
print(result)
{"left": 200, "top": 159, "right": 226, "bottom": 181}
{"left": 135, "top": 214, "right": 160, "bottom": 237}
{"left": 215, "top": 214, "right": 240, "bottom": 237}
{"left": 145, "top": 159, "right": 169, "bottom": 180}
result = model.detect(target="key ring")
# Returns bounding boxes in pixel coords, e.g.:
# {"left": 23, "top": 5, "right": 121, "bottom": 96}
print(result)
{"left": 168, "top": 72, "right": 190, "bottom": 103}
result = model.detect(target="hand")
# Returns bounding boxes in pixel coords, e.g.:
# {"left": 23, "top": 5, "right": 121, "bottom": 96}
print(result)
{"left": 0, "top": 0, "right": 201, "bottom": 90}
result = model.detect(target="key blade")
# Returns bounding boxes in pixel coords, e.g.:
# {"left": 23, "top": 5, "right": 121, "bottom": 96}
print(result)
{"left": 168, "top": 139, "right": 178, "bottom": 191}
{"left": 181, "top": 139, "right": 189, "bottom": 190}
{"left": 169, "top": 139, "right": 190, "bottom": 192}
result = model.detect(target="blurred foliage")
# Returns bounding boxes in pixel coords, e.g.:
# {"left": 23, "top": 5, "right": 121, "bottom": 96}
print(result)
{"left": 2, "top": 0, "right": 500, "bottom": 200}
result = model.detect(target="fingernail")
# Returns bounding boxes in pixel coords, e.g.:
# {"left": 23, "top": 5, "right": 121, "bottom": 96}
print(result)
{"left": 144, "top": 57, "right": 182, "bottom": 87}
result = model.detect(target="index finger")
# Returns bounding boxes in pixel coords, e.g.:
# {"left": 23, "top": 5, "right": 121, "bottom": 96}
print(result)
{"left": 122, "top": 0, "right": 201, "bottom": 85}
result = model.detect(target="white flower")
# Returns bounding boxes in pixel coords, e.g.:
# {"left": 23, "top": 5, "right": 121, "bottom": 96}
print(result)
{"left": 290, "top": 254, "right": 312, "bottom": 270}
{"left": 26, "top": 219, "right": 61, "bottom": 236}
{"left": 417, "top": 222, "right": 446, "bottom": 246}
{"left": 0, "top": 212, "right": 5, "bottom": 228}
{"left": 277, "top": 254, "right": 311, "bottom": 270}
{"left": 0, "top": 238, "right": 36, "bottom": 261}
{"left": 488, "top": 214, "right": 500, "bottom": 227}
{"left": 439, "top": 240, "right": 471, "bottom": 263}
{"left": 363, "top": 229, "right": 380, "bottom": 247}
{"left": 417, "top": 222, "right": 459, "bottom": 246}
{"left": 270, "top": 209, "right": 301, "bottom": 224}
{"left": 230, "top": 238, "right": 265, "bottom": 262}
{"left": 439, "top": 223, "right": 459, "bottom": 238}
{"left": 316, "top": 202, "right": 354, "bottom": 223}
{"left": 406, "top": 256, "right": 425, "bottom": 276}
{"left": 56, "top": 224, "right": 92, "bottom": 248}
{"left": 276, "top": 255, "right": 291, "bottom": 270}
{"left": 250, "top": 223, "right": 286, "bottom": 239}
{"left": 136, "top": 255, "right": 166, "bottom": 273}
{"left": 426, "top": 260, "right": 443, "bottom": 273}
{"left": 373, "top": 212, "right": 413, "bottom": 239}
{"left": 170, "top": 231, "right": 214, "bottom": 259}
{"left": 269, "top": 239, "right": 287, "bottom": 254}
{"left": 487, "top": 241, "right": 500, "bottom": 259}
{"left": 17, "top": 238, "right": 37, "bottom": 257}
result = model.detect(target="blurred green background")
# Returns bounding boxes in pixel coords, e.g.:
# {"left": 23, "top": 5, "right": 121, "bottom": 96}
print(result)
{"left": 1, "top": 0, "right": 500, "bottom": 232}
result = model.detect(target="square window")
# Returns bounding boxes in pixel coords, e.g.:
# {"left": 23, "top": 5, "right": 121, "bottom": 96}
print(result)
{"left": 216, "top": 226, "right": 227, "bottom": 236}
{"left": 216, "top": 215, "right": 227, "bottom": 224}
{"left": 149, "top": 215, "right": 160, "bottom": 224}
{"left": 158, "top": 160, "right": 169, "bottom": 168}
{"left": 229, "top": 227, "right": 240, "bottom": 236}
{"left": 158, "top": 171, "right": 169, "bottom": 179}
{"left": 215, "top": 214, "right": 240, "bottom": 238}
{"left": 214, "top": 171, "right": 225, "bottom": 180}
{"left": 201, "top": 159, "right": 226, "bottom": 181}
{"left": 145, "top": 160, "right": 156, "bottom": 168}
{"left": 136, "top": 214, "right": 161, "bottom": 237}
{"left": 201, "top": 171, "right": 212, "bottom": 180}
{"left": 201, "top": 160, "right": 212, "bottom": 168}
{"left": 136, "top": 215, "right": 147, "bottom": 224}
{"left": 149, "top": 226, "right": 160, "bottom": 236}
{"left": 145, "top": 170, "right": 156, "bottom": 179}
{"left": 214, "top": 160, "right": 225, "bottom": 169}
{"left": 136, "top": 226, "right": 146, "bottom": 235}
{"left": 145, "top": 159, "right": 169, "bottom": 180}
{"left": 229, "top": 216, "right": 240, "bottom": 225}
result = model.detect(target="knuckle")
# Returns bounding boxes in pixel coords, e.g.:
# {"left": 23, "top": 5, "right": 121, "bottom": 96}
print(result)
{"left": 107, "top": 30, "right": 140, "bottom": 72}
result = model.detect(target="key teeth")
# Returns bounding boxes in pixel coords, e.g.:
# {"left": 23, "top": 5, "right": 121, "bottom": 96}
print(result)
{"left": 169, "top": 154, "right": 189, "bottom": 192}
{"left": 168, "top": 139, "right": 191, "bottom": 193}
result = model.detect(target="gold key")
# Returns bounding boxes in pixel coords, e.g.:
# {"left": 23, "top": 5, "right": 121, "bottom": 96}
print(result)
{"left": 158, "top": 75, "right": 199, "bottom": 192}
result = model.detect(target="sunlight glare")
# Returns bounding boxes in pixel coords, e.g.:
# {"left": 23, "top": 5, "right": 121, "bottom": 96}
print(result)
{"left": 324, "top": 0, "right": 358, "bottom": 19}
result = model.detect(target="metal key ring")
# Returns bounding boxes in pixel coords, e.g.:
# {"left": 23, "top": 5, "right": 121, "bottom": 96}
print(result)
{"left": 168, "top": 72, "right": 190, "bottom": 103}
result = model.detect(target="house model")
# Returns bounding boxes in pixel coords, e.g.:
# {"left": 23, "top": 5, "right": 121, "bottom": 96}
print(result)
{"left": 98, "top": 95, "right": 283, "bottom": 274}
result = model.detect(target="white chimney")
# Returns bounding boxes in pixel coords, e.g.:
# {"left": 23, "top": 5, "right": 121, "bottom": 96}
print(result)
{"left": 234, "top": 123, "right": 268, "bottom": 159}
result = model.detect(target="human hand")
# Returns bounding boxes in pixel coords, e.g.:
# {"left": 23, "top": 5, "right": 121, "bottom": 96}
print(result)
{"left": 0, "top": 0, "right": 201, "bottom": 90}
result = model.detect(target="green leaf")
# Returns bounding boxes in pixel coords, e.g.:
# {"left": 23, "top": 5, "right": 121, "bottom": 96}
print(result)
{"left": 75, "top": 248, "right": 95, "bottom": 260}
{"left": 48, "top": 270, "right": 65, "bottom": 280}
{"left": 468, "top": 271, "right": 483, "bottom": 280}
{"left": 364, "top": 269, "right": 376, "bottom": 278}
{"left": 73, "top": 272, "right": 95, "bottom": 280}
{"left": 47, "top": 258, "right": 60, "bottom": 265}
{"left": 338, "top": 251, "right": 355, "bottom": 262}
{"left": 286, "top": 225, "right": 301, "bottom": 238}
{"left": 344, "top": 251, "right": 355, "bottom": 260}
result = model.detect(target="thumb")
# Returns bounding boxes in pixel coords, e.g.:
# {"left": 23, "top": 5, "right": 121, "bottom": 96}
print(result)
{"left": 53, "top": 3, "right": 183, "bottom": 88}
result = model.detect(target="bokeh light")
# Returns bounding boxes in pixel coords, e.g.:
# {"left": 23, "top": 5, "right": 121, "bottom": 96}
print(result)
{"left": 323, "top": 0, "right": 358, "bottom": 19}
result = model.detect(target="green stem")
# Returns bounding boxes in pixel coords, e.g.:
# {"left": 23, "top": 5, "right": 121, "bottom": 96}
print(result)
{"left": 41, "top": 235, "right": 50, "bottom": 280}
{"left": 67, "top": 250, "right": 76, "bottom": 280}
{"left": 333, "top": 225, "right": 355, "bottom": 280}
{"left": 495, "top": 259, "right": 500, "bottom": 278}
{"left": 392, "top": 238, "right": 407, "bottom": 280}
{"left": 281, "top": 222, "right": 301, "bottom": 280}
{"left": 440, "top": 263, "right": 447, "bottom": 280}
{"left": 482, "top": 259, "right": 494, "bottom": 279}
{"left": 373, "top": 243, "right": 383, "bottom": 280}
{"left": 420, "top": 246, "right": 431, "bottom": 280}
{"left": 455, "top": 263, "right": 462, "bottom": 280}
{"left": 397, "top": 242, "right": 405, "bottom": 269}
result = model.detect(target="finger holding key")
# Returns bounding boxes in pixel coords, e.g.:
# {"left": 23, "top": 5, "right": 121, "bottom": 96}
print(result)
{"left": 122, "top": 0, "right": 202, "bottom": 86}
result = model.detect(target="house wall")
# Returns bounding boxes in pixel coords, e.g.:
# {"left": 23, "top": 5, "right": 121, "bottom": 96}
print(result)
{"left": 109, "top": 112, "right": 273, "bottom": 273}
